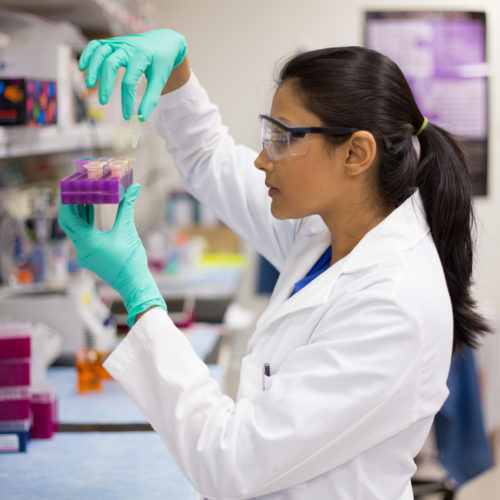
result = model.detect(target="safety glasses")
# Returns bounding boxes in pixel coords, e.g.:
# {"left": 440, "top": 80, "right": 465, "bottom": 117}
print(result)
{"left": 259, "top": 114, "right": 358, "bottom": 161}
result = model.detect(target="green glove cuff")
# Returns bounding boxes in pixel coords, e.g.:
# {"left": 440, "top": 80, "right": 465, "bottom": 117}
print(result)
{"left": 125, "top": 295, "right": 168, "bottom": 328}
{"left": 173, "top": 38, "right": 187, "bottom": 69}
{"left": 113, "top": 241, "right": 167, "bottom": 327}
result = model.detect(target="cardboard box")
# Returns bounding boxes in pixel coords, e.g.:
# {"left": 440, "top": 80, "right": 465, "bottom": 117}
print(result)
{"left": 183, "top": 225, "right": 241, "bottom": 254}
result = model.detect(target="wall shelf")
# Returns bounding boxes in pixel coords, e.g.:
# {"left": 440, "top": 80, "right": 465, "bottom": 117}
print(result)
{"left": 0, "top": 0, "right": 154, "bottom": 36}
{"left": 0, "top": 123, "right": 114, "bottom": 158}
{"left": 0, "top": 1, "right": 155, "bottom": 160}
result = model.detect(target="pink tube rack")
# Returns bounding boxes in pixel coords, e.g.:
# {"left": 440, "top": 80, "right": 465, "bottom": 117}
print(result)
{"left": 30, "top": 383, "right": 58, "bottom": 439}
{"left": 0, "top": 359, "right": 30, "bottom": 387}
{"left": 0, "top": 329, "right": 31, "bottom": 360}
{"left": 0, "top": 387, "right": 31, "bottom": 421}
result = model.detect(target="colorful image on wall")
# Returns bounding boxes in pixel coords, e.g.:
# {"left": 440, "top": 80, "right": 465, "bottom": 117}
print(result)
{"left": 365, "top": 11, "right": 488, "bottom": 196}
{"left": 0, "top": 78, "right": 57, "bottom": 126}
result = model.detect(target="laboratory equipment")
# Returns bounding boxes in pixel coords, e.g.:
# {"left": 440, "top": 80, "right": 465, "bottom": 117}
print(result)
{"left": 59, "top": 184, "right": 168, "bottom": 328}
{"left": 0, "top": 288, "right": 83, "bottom": 357}
{"left": 0, "top": 358, "right": 30, "bottom": 387}
{"left": 0, "top": 322, "right": 32, "bottom": 452}
{"left": 0, "top": 323, "right": 31, "bottom": 360}
{"left": 84, "top": 160, "right": 107, "bottom": 179}
{"left": 0, "top": 322, "right": 31, "bottom": 387}
{"left": 71, "top": 273, "right": 116, "bottom": 394}
{"left": 75, "top": 347, "right": 105, "bottom": 393}
{"left": 129, "top": 113, "right": 143, "bottom": 148}
{"left": 0, "top": 273, "right": 116, "bottom": 359}
{"left": 0, "top": 387, "right": 31, "bottom": 421}
{"left": 258, "top": 113, "right": 357, "bottom": 161}
{"left": 60, "top": 156, "right": 134, "bottom": 205}
{"left": 0, "top": 322, "right": 59, "bottom": 442}
{"left": 30, "top": 381, "right": 58, "bottom": 438}
{"left": 0, "top": 419, "right": 30, "bottom": 452}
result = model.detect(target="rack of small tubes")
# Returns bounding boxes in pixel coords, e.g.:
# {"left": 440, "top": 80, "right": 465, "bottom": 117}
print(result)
{"left": 60, "top": 157, "right": 134, "bottom": 205}
{"left": 0, "top": 322, "right": 59, "bottom": 452}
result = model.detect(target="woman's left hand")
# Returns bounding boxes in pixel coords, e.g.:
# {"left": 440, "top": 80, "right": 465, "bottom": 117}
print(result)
{"left": 58, "top": 183, "right": 167, "bottom": 326}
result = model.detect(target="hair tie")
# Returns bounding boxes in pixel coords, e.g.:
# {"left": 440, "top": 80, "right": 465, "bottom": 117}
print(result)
{"left": 415, "top": 117, "right": 428, "bottom": 137}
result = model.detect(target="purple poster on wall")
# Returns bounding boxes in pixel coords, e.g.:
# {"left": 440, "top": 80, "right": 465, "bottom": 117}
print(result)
{"left": 365, "top": 11, "right": 488, "bottom": 195}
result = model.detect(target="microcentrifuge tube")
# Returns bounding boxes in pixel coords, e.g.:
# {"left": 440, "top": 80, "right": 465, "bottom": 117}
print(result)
{"left": 130, "top": 114, "right": 143, "bottom": 149}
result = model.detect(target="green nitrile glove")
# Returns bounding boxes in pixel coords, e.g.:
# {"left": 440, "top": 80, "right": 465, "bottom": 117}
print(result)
{"left": 58, "top": 184, "right": 167, "bottom": 326}
{"left": 79, "top": 29, "right": 187, "bottom": 120}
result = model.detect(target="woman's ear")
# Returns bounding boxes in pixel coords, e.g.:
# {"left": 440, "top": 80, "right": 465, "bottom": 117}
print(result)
{"left": 344, "top": 131, "right": 377, "bottom": 177}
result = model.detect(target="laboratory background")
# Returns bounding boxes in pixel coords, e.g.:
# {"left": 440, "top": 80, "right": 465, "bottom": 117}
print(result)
{"left": 0, "top": 0, "right": 499, "bottom": 499}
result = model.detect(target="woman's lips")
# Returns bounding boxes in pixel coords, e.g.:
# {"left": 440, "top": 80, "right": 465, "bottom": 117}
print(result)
{"left": 266, "top": 182, "right": 279, "bottom": 197}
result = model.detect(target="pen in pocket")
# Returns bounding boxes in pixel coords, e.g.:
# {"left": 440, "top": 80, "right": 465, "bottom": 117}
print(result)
{"left": 262, "top": 363, "right": 271, "bottom": 391}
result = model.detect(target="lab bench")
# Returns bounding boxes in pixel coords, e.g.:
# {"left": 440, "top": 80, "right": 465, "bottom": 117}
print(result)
{"left": 0, "top": 324, "right": 223, "bottom": 500}
{"left": 0, "top": 432, "right": 195, "bottom": 500}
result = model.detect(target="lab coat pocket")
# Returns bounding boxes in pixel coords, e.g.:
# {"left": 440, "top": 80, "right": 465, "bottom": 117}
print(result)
{"left": 238, "top": 356, "right": 272, "bottom": 400}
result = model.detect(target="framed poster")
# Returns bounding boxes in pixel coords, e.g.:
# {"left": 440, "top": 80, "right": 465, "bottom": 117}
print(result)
{"left": 365, "top": 11, "right": 488, "bottom": 195}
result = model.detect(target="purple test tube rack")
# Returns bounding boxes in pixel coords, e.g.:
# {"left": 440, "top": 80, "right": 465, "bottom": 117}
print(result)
{"left": 60, "top": 158, "right": 133, "bottom": 205}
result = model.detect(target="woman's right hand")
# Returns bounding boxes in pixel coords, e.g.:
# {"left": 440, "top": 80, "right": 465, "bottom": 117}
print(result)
{"left": 78, "top": 29, "right": 187, "bottom": 120}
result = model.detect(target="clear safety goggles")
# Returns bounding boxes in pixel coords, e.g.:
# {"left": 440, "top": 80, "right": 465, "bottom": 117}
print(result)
{"left": 258, "top": 114, "right": 358, "bottom": 161}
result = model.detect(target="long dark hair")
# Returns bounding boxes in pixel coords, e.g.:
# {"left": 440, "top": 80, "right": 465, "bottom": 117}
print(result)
{"left": 278, "top": 46, "right": 490, "bottom": 352}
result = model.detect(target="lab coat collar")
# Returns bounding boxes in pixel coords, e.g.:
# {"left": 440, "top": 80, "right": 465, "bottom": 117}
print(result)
{"left": 342, "top": 189, "right": 429, "bottom": 273}
{"left": 253, "top": 190, "right": 430, "bottom": 334}
{"left": 253, "top": 227, "right": 334, "bottom": 334}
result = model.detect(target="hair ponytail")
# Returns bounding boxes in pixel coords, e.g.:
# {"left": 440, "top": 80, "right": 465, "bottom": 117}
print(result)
{"left": 416, "top": 122, "right": 490, "bottom": 350}
{"left": 278, "top": 46, "right": 491, "bottom": 351}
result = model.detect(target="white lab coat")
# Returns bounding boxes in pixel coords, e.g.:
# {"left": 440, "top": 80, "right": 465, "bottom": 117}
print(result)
{"left": 104, "top": 74, "right": 453, "bottom": 500}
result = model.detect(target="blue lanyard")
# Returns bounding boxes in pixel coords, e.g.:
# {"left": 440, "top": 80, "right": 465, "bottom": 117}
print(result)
{"left": 292, "top": 246, "right": 332, "bottom": 295}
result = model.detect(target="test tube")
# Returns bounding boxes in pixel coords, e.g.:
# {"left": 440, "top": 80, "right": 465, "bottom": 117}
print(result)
{"left": 73, "top": 157, "right": 93, "bottom": 173}
{"left": 109, "top": 160, "right": 127, "bottom": 178}
{"left": 85, "top": 160, "right": 107, "bottom": 179}
{"left": 116, "top": 157, "right": 135, "bottom": 173}
{"left": 129, "top": 114, "right": 143, "bottom": 149}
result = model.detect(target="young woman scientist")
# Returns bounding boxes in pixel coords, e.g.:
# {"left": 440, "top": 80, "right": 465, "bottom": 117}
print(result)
{"left": 59, "top": 29, "right": 490, "bottom": 499}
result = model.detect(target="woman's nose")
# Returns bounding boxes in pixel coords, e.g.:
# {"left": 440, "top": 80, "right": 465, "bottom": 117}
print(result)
{"left": 254, "top": 149, "right": 273, "bottom": 171}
